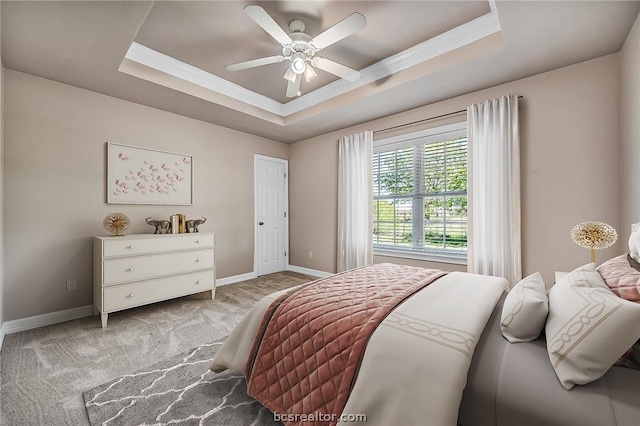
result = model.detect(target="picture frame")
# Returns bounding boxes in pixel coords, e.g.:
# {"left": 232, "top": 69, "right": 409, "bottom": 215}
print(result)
{"left": 107, "top": 142, "right": 194, "bottom": 205}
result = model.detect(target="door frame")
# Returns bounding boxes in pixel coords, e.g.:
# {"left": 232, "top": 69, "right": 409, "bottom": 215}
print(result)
{"left": 254, "top": 154, "right": 289, "bottom": 276}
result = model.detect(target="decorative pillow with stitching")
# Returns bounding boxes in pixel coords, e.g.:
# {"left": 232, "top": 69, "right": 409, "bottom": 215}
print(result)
{"left": 546, "top": 263, "right": 640, "bottom": 390}
{"left": 596, "top": 254, "right": 640, "bottom": 303}
{"left": 602, "top": 255, "right": 640, "bottom": 370}
{"left": 500, "top": 272, "right": 548, "bottom": 343}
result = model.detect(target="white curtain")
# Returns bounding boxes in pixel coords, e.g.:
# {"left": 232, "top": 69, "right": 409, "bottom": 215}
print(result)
{"left": 467, "top": 95, "right": 522, "bottom": 286}
{"left": 338, "top": 131, "right": 374, "bottom": 272}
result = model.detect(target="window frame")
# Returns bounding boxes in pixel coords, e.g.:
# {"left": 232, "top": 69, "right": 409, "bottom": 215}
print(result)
{"left": 373, "top": 121, "right": 468, "bottom": 265}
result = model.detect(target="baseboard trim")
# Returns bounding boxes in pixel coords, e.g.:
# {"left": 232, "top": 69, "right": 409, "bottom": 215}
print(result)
{"left": 286, "top": 265, "right": 334, "bottom": 278}
{"left": 2, "top": 305, "right": 94, "bottom": 337}
{"left": 216, "top": 272, "right": 258, "bottom": 287}
{"left": 0, "top": 325, "right": 5, "bottom": 351}
{"left": 216, "top": 267, "right": 333, "bottom": 287}
{"left": 0, "top": 267, "right": 332, "bottom": 348}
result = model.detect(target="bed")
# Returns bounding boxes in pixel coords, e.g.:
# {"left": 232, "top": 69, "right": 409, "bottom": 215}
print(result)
{"left": 210, "top": 263, "right": 640, "bottom": 426}
{"left": 459, "top": 294, "right": 640, "bottom": 426}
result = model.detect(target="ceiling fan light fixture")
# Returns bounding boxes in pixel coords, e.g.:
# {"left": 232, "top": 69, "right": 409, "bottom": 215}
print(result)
{"left": 227, "top": 5, "right": 367, "bottom": 98}
{"left": 291, "top": 52, "right": 306, "bottom": 74}
{"left": 283, "top": 67, "right": 297, "bottom": 83}
{"left": 303, "top": 65, "right": 318, "bottom": 83}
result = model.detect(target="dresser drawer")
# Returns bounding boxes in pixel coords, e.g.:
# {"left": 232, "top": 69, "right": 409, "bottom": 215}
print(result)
{"left": 103, "top": 270, "right": 215, "bottom": 313}
{"left": 102, "top": 234, "right": 214, "bottom": 258}
{"left": 103, "top": 249, "right": 214, "bottom": 285}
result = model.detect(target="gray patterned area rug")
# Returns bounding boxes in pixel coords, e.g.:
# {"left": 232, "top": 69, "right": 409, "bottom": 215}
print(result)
{"left": 83, "top": 341, "right": 281, "bottom": 426}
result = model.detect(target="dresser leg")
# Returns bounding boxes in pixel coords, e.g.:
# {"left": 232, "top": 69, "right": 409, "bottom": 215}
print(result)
{"left": 211, "top": 288, "right": 215, "bottom": 299}
{"left": 94, "top": 306, "right": 99, "bottom": 316}
{"left": 101, "top": 313, "right": 108, "bottom": 328}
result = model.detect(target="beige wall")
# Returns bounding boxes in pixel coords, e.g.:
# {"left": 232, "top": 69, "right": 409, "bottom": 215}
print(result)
{"left": 0, "top": 59, "right": 3, "bottom": 332}
{"left": 1, "top": 49, "right": 629, "bottom": 322}
{"left": 290, "top": 54, "right": 622, "bottom": 286}
{"left": 3, "top": 70, "right": 288, "bottom": 321}
{"left": 621, "top": 12, "right": 640, "bottom": 237}
{"left": 0, "top": 0, "right": 4, "bottom": 332}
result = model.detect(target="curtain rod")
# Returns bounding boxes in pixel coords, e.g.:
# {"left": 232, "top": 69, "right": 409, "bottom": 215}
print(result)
{"left": 373, "top": 95, "right": 524, "bottom": 134}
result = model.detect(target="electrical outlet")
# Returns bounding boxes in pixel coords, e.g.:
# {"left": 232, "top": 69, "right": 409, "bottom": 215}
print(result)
{"left": 66, "top": 279, "right": 77, "bottom": 292}
{"left": 308, "top": 251, "right": 313, "bottom": 259}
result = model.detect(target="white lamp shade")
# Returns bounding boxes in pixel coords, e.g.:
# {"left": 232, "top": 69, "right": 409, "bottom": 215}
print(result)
{"left": 291, "top": 52, "right": 306, "bottom": 74}
{"left": 283, "top": 67, "right": 297, "bottom": 83}
{"left": 304, "top": 65, "right": 318, "bottom": 82}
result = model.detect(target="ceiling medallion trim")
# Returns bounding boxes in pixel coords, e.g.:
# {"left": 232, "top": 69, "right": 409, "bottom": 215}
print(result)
{"left": 121, "top": 5, "right": 501, "bottom": 120}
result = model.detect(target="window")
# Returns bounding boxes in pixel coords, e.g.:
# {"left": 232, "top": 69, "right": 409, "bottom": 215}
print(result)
{"left": 373, "top": 122, "right": 467, "bottom": 263}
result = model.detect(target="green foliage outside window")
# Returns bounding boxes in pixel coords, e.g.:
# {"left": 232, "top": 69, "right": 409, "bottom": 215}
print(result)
{"left": 373, "top": 137, "right": 468, "bottom": 253}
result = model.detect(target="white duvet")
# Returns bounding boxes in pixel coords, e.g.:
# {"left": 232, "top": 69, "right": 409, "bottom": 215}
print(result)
{"left": 211, "top": 271, "right": 507, "bottom": 426}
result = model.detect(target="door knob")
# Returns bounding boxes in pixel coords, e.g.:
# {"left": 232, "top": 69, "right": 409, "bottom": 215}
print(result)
{"left": 259, "top": 222, "right": 264, "bottom": 225}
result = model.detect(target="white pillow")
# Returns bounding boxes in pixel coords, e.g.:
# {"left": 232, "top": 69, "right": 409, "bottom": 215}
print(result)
{"left": 629, "top": 222, "right": 640, "bottom": 263}
{"left": 545, "top": 263, "right": 640, "bottom": 390}
{"left": 500, "top": 272, "right": 548, "bottom": 343}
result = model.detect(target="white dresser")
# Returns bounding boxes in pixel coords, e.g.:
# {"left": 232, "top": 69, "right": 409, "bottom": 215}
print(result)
{"left": 93, "top": 233, "right": 215, "bottom": 328}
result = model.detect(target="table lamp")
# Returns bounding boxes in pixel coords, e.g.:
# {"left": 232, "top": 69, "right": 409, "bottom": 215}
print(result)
{"left": 570, "top": 221, "right": 618, "bottom": 262}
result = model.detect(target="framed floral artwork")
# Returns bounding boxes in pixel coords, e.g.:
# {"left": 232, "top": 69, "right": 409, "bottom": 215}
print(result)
{"left": 107, "top": 142, "right": 194, "bottom": 205}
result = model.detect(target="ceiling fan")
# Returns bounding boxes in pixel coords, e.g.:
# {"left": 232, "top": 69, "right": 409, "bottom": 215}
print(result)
{"left": 226, "top": 5, "right": 366, "bottom": 98}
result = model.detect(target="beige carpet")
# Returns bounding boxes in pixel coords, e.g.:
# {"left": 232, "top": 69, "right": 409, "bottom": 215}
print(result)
{"left": 0, "top": 271, "right": 314, "bottom": 425}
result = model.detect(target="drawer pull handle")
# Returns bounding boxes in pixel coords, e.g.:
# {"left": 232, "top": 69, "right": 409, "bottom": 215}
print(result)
{"left": 195, "top": 240, "right": 200, "bottom": 243}
{"left": 195, "top": 280, "right": 200, "bottom": 285}
{"left": 195, "top": 259, "right": 200, "bottom": 263}
{"left": 127, "top": 294, "right": 134, "bottom": 298}
{"left": 127, "top": 268, "right": 134, "bottom": 272}
{"left": 127, "top": 245, "right": 134, "bottom": 249}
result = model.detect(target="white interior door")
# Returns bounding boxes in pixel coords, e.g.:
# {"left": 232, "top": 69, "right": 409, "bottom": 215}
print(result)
{"left": 255, "top": 156, "right": 287, "bottom": 276}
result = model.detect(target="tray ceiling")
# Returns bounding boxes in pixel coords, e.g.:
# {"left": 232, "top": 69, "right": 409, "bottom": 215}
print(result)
{"left": 134, "top": 1, "right": 490, "bottom": 103}
{"left": 2, "top": 1, "right": 639, "bottom": 143}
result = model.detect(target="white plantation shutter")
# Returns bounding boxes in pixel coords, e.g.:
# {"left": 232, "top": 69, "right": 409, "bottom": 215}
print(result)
{"left": 373, "top": 122, "right": 468, "bottom": 262}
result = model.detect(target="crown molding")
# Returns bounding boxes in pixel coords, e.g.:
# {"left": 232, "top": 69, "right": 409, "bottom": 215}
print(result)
{"left": 124, "top": 43, "right": 284, "bottom": 115}
{"left": 282, "top": 11, "right": 501, "bottom": 116}
{"left": 121, "top": 6, "right": 501, "bottom": 121}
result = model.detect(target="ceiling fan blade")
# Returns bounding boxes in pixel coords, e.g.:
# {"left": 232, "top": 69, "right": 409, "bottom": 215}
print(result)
{"left": 244, "top": 5, "right": 293, "bottom": 46}
{"left": 314, "top": 57, "right": 361, "bottom": 82}
{"left": 310, "top": 13, "right": 366, "bottom": 51}
{"left": 286, "top": 74, "right": 301, "bottom": 98}
{"left": 226, "top": 55, "right": 284, "bottom": 72}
